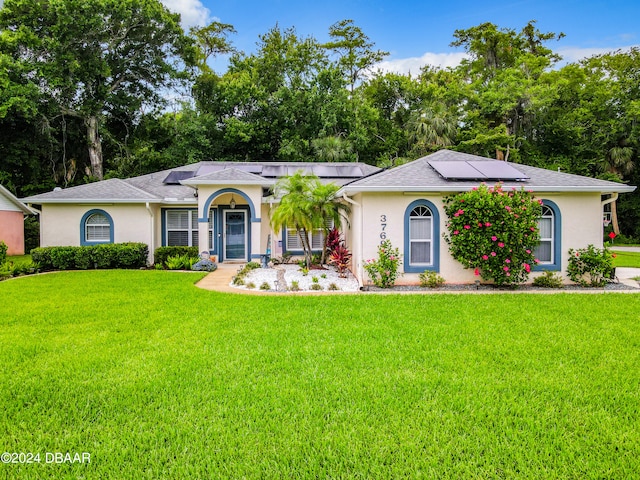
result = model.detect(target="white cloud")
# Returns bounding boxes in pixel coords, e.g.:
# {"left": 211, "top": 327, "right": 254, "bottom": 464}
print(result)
{"left": 375, "top": 52, "right": 469, "bottom": 76}
{"left": 557, "top": 45, "right": 639, "bottom": 64}
{"left": 161, "top": 0, "right": 212, "bottom": 28}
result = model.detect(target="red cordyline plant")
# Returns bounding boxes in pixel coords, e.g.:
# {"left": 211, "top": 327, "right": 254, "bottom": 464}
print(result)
{"left": 328, "top": 244, "right": 352, "bottom": 277}
{"left": 443, "top": 184, "right": 542, "bottom": 286}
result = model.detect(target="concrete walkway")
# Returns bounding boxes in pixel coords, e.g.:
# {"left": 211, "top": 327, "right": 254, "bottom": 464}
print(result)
{"left": 196, "top": 262, "right": 640, "bottom": 294}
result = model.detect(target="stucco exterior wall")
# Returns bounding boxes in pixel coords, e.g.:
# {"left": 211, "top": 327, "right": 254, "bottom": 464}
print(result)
{"left": 351, "top": 191, "right": 606, "bottom": 285}
{"left": 0, "top": 210, "right": 26, "bottom": 255}
{"left": 40, "top": 204, "right": 155, "bottom": 262}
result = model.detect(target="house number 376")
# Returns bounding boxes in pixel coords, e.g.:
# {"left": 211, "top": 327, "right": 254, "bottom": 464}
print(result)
{"left": 379, "top": 215, "right": 387, "bottom": 244}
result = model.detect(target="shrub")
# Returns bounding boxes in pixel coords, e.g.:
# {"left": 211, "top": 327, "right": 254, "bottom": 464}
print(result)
{"left": 567, "top": 245, "right": 614, "bottom": 287}
{"left": 245, "top": 282, "right": 256, "bottom": 289}
{"left": 364, "top": 240, "right": 401, "bottom": 288}
{"left": 232, "top": 276, "right": 245, "bottom": 286}
{"left": 328, "top": 244, "right": 352, "bottom": 278}
{"left": 289, "top": 280, "right": 300, "bottom": 291}
{"left": 310, "top": 283, "right": 323, "bottom": 291}
{"left": 419, "top": 271, "right": 445, "bottom": 288}
{"left": 443, "top": 184, "right": 542, "bottom": 286}
{"left": 31, "top": 243, "right": 148, "bottom": 271}
{"left": 165, "top": 254, "right": 199, "bottom": 270}
{"left": 533, "top": 271, "right": 564, "bottom": 288}
{"left": 328, "top": 283, "right": 339, "bottom": 291}
{"left": 154, "top": 246, "right": 199, "bottom": 268}
{"left": 0, "top": 241, "right": 7, "bottom": 265}
{"left": 259, "top": 281, "right": 271, "bottom": 290}
{"left": 245, "top": 261, "right": 261, "bottom": 270}
{"left": 325, "top": 227, "right": 342, "bottom": 255}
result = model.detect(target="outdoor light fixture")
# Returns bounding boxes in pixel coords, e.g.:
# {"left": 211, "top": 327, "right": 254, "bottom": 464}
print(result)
{"left": 230, "top": 194, "right": 236, "bottom": 209}
{"left": 274, "top": 280, "right": 279, "bottom": 292}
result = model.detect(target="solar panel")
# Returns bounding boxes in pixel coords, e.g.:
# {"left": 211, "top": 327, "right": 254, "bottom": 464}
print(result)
{"left": 195, "top": 164, "right": 224, "bottom": 176}
{"left": 428, "top": 160, "right": 529, "bottom": 181}
{"left": 233, "top": 164, "right": 263, "bottom": 174}
{"left": 262, "top": 165, "right": 288, "bottom": 177}
{"left": 287, "top": 166, "right": 314, "bottom": 176}
{"left": 163, "top": 170, "right": 196, "bottom": 184}
{"left": 428, "top": 161, "right": 485, "bottom": 179}
{"left": 468, "top": 161, "right": 529, "bottom": 180}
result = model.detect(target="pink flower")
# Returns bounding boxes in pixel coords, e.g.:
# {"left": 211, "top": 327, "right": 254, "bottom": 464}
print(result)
{"left": 524, "top": 263, "right": 531, "bottom": 273}
{"left": 482, "top": 255, "right": 489, "bottom": 260}
{"left": 534, "top": 258, "right": 540, "bottom": 264}
{"left": 526, "top": 249, "right": 531, "bottom": 254}
{"left": 505, "top": 206, "right": 512, "bottom": 212}
{"left": 485, "top": 222, "right": 492, "bottom": 227}
{"left": 498, "top": 242, "right": 505, "bottom": 248}
{"left": 503, "top": 266, "right": 510, "bottom": 271}
{"left": 474, "top": 267, "right": 480, "bottom": 276}
{"left": 453, "top": 230, "right": 459, "bottom": 235}
{"left": 505, "top": 258, "right": 511, "bottom": 264}
{"left": 454, "top": 212, "right": 460, "bottom": 217}
{"left": 506, "top": 272, "right": 511, "bottom": 277}
{"left": 457, "top": 209, "right": 464, "bottom": 215}
{"left": 530, "top": 227, "right": 535, "bottom": 231}
{"left": 491, "top": 252, "right": 497, "bottom": 257}
{"left": 464, "top": 225, "right": 471, "bottom": 230}
{"left": 491, "top": 236, "right": 498, "bottom": 241}
{"left": 478, "top": 222, "right": 483, "bottom": 227}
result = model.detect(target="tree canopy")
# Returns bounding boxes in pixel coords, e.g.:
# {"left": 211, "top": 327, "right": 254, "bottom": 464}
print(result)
{"left": 1, "top": 8, "right": 639, "bottom": 236}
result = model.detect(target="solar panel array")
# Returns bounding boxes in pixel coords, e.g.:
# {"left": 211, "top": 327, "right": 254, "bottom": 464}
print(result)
{"left": 164, "top": 164, "right": 365, "bottom": 183}
{"left": 428, "top": 160, "right": 529, "bottom": 181}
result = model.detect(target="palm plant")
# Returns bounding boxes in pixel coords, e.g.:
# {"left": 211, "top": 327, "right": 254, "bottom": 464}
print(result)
{"left": 270, "top": 172, "right": 316, "bottom": 267}
{"left": 603, "top": 145, "right": 634, "bottom": 234}
{"left": 310, "top": 182, "right": 351, "bottom": 264}
{"left": 408, "top": 102, "right": 456, "bottom": 154}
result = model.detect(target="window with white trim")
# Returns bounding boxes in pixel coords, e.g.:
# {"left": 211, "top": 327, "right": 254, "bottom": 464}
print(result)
{"left": 535, "top": 205, "right": 554, "bottom": 263}
{"left": 285, "top": 219, "right": 333, "bottom": 251}
{"left": 409, "top": 205, "right": 433, "bottom": 265}
{"left": 85, "top": 212, "right": 111, "bottom": 242}
{"left": 166, "top": 210, "right": 199, "bottom": 247}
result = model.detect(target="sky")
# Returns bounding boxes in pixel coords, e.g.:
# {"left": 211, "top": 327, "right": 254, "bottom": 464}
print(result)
{"left": 161, "top": 0, "right": 640, "bottom": 74}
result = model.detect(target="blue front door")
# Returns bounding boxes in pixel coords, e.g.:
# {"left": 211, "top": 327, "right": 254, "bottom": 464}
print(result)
{"left": 224, "top": 210, "right": 246, "bottom": 260}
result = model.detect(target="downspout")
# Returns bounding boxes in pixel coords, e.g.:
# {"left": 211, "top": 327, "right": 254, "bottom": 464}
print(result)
{"left": 146, "top": 202, "right": 154, "bottom": 265}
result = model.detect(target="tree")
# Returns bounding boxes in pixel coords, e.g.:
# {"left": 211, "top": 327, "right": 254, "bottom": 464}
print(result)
{"left": 323, "top": 19, "right": 388, "bottom": 94}
{"left": 309, "top": 182, "right": 351, "bottom": 264}
{"left": 270, "top": 172, "right": 317, "bottom": 267}
{"left": 0, "top": 0, "right": 196, "bottom": 180}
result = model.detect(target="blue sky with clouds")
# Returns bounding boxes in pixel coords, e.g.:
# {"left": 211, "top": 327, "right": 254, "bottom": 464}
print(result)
{"left": 144, "top": 1, "right": 640, "bottom": 73}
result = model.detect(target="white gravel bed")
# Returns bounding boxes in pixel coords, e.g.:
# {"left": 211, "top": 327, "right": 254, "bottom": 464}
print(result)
{"left": 232, "top": 264, "right": 360, "bottom": 292}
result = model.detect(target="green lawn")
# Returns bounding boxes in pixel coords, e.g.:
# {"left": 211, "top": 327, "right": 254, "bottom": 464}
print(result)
{"left": 612, "top": 249, "right": 640, "bottom": 268}
{"left": 1, "top": 271, "right": 639, "bottom": 479}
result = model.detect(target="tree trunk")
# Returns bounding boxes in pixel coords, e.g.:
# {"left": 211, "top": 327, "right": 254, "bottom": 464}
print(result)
{"left": 85, "top": 115, "right": 103, "bottom": 180}
{"left": 611, "top": 199, "right": 621, "bottom": 235}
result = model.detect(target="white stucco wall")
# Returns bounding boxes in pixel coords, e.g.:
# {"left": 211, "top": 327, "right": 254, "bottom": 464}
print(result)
{"left": 350, "top": 191, "right": 606, "bottom": 285}
{"left": 40, "top": 204, "right": 155, "bottom": 262}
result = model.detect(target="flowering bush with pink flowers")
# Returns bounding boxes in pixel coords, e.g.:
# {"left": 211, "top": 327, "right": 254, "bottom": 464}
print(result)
{"left": 364, "top": 240, "right": 401, "bottom": 288}
{"left": 443, "top": 184, "right": 542, "bottom": 286}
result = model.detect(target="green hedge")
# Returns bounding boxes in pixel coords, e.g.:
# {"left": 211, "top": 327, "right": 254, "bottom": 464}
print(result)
{"left": 154, "top": 246, "right": 199, "bottom": 267}
{"left": 31, "top": 243, "right": 148, "bottom": 270}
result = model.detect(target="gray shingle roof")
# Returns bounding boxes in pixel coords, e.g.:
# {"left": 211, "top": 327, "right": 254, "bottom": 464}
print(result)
{"left": 342, "top": 150, "right": 636, "bottom": 193}
{"left": 22, "top": 161, "right": 383, "bottom": 204}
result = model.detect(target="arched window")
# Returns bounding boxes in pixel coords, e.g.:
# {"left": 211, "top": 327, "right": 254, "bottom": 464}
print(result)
{"left": 404, "top": 200, "right": 440, "bottom": 273}
{"left": 534, "top": 200, "right": 561, "bottom": 270}
{"left": 81, "top": 210, "right": 113, "bottom": 245}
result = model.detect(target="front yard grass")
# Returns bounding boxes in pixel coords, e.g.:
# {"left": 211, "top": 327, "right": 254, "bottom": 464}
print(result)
{"left": 612, "top": 249, "right": 640, "bottom": 268}
{"left": 1, "top": 270, "right": 639, "bottom": 478}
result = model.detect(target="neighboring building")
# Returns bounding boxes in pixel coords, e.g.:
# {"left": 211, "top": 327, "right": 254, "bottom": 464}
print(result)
{"left": 0, "top": 184, "right": 35, "bottom": 256}
{"left": 22, "top": 150, "right": 635, "bottom": 284}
